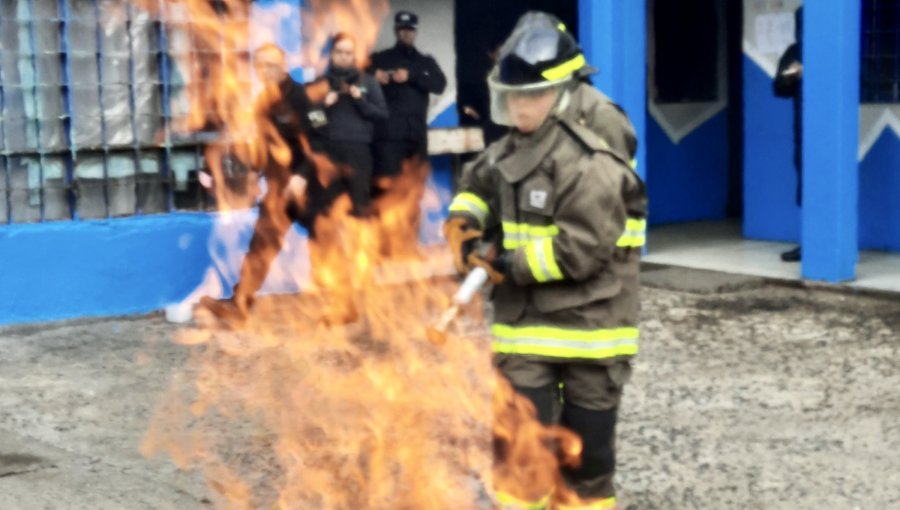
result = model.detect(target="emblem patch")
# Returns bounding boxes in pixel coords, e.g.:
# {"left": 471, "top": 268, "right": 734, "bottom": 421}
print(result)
{"left": 529, "top": 190, "right": 548, "bottom": 209}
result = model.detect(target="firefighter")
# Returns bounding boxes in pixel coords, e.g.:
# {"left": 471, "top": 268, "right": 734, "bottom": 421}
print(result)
{"left": 443, "top": 17, "right": 647, "bottom": 510}
{"left": 200, "top": 44, "right": 351, "bottom": 326}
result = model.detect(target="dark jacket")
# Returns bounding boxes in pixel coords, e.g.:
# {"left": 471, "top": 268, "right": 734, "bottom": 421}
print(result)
{"left": 317, "top": 67, "right": 388, "bottom": 144}
{"left": 774, "top": 43, "right": 802, "bottom": 171}
{"left": 261, "top": 76, "right": 314, "bottom": 180}
{"left": 369, "top": 43, "right": 447, "bottom": 142}
{"left": 774, "top": 7, "right": 803, "bottom": 205}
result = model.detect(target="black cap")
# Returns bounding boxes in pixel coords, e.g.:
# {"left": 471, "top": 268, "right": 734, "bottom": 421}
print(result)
{"left": 394, "top": 11, "right": 418, "bottom": 29}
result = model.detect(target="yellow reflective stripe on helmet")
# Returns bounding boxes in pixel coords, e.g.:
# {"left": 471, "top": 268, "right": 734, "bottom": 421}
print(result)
{"left": 541, "top": 53, "right": 586, "bottom": 81}
{"left": 502, "top": 221, "right": 560, "bottom": 249}
{"left": 616, "top": 217, "right": 646, "bottom": 248}
{"left": 448, "top": 192, "right": 490, "bottom": 228}
{"left": 495, "top": 491, "right": 551, "bottom": 510}
{"left": 492, "top": 324, "right": 639, "bottom": 359}
{"left": 556, "top": 497, "right": 618, "bottom": 510}
{"left": 525, "top": 237, "right": 564, "bottom": 282}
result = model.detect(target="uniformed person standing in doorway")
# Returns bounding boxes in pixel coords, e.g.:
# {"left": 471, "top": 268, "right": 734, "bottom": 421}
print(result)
{"left": 370, "top": 10, "right": 448, "bottom": 180}
{"left": 369, "top": 11, "right": 447, "bottom": 256}
{"left": 443, "top": 17, "right": 647, "bottom": 510}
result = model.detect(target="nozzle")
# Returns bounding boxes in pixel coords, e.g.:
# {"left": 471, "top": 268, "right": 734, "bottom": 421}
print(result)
{"left": 426, "top": 304, "right": 459, "bottom": 345}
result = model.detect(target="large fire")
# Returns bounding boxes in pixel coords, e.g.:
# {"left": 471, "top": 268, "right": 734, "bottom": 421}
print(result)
{"left": 134, "top": 1, "right": 590, "bottom": 508}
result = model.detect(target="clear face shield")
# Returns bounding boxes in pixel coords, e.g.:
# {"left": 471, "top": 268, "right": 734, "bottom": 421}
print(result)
{"left": 488, "top": 68, "right": 573, "bottom": 127}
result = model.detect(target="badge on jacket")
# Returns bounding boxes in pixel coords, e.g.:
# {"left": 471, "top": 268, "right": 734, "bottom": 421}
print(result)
{"left": 530, "top": 190, "right": 548, "bottom": 210}
{"left": 308, "top": 109, "right": 328, "bottom": 128}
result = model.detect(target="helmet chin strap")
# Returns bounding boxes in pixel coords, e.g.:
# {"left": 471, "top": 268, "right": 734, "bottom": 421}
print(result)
{"left": 553, "top": 87, "right": 572, "bottom": 117}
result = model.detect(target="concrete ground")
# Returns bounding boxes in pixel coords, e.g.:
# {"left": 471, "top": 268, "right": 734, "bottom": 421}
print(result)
{"left": 1, "top": 266, "right": 898, "bottom": 509}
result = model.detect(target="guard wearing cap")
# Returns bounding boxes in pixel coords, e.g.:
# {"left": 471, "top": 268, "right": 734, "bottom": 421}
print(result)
{"left": 369, "top": 11, "right": 448, "bottom": 179}
{"left": 443, "top": 12, "right": 647, "bottom": 510}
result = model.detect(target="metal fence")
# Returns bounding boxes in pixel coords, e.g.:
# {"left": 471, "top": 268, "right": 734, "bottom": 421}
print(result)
{"left": 861, "top": 0, "right": 900, "bottom": 103}
{"left": 0, "top": 0, "right": 219, "bottom": 224}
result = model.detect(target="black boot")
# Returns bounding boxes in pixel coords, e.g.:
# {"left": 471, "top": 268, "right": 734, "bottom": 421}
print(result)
{"left": 781, "top": 246, "right": 801, "bottom": 262}
{"left": 560, "top": 404, "right": 618, "bottom": 500}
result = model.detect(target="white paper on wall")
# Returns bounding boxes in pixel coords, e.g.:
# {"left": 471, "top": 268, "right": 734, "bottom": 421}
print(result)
{"left": 754, "top": 12, "right": 795, "bottom": 56}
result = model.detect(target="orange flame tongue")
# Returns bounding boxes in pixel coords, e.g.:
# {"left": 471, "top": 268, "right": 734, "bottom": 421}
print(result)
{"left": 133, "top": 1, "right": 599, "bottom": 508}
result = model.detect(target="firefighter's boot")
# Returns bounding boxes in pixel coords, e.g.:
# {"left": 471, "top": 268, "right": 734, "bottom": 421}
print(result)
{"left": 559, "top": 404, "right": 618, "bottom": 504}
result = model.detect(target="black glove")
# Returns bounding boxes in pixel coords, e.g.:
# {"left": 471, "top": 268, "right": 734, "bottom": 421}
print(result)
{"left": 490, "top": 251, "right": 513, "bottom": 276}
{"left": 468, "top": 249, "right": 512, "bottom": 284}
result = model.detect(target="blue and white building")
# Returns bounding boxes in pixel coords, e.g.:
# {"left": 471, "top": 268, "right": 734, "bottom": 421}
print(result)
{"left": 1, "top": 0, "right": 897, "bottom": 325}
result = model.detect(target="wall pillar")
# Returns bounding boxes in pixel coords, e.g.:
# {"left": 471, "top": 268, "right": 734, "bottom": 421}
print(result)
{"left": 801, "top": 0, "right": 860, "bottom": 281}
{"left": 578, "top": 0, "right": 647, "bottom": 181}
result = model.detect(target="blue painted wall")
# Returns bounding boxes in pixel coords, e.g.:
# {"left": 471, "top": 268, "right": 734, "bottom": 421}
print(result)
{"left": 742, "top": 55, "right": 801, "bottom": 243}
{"left": 580, "top": 0, "right": 647, "bottom": 183}
{"left": 0, "top": 160, "right": 455, "bottom": 326}
{"left": 860, "top": 129, "right": 900, "bottom": 252}
{"left": 744, "top": 53, "right": 900, "bottom": 254}
{"left": 0, "top": 214, "right": 214, "bottom": 325}
{"left": 646, "top": 112, "right": 731, "bottom": 225}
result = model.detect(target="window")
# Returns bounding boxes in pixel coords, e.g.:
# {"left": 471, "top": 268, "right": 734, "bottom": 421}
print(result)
{"left": 0, "top": 0, "right": 227, "bottom": 223}
{"left": 861, "top": 0, "right": 900, "bottom": 103}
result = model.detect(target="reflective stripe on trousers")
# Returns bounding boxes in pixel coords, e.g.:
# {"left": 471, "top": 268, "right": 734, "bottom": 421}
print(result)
{"left": 495, "top": 491, "right": 552, "bottom": 510}
{"left": 555, "top": 496, "right": 618, "bottom": 509}
{"left": 492, "top": 324, "right": 639, "bottom": 359}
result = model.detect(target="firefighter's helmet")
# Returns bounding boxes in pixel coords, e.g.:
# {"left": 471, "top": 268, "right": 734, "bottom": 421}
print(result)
{"left": 489, "top": 11, "right": 589, "bottom": 125}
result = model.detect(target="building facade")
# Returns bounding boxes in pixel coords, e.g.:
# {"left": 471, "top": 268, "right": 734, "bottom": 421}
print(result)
{"left": 0, "top": 0, "right": 896, "bottom": 324}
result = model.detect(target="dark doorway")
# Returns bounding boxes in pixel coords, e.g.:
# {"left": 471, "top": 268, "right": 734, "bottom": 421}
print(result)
{"left": 725, "top": 0, "right": 744, "bottom": 218}
{"left": 454, "top": 0, "right": 578, "bottom": 145}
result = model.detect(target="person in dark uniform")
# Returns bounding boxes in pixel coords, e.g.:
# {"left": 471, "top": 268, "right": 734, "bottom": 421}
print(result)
{"left": 200, "top": 43, "right": 348, "bottom": 325}
{"left": 774, "top": 7, "right": 803, "bottom": 262}
{"left": 316, "top": 32, "right": 388, "bottom": 217}
{"left": 369, "top": 10, "right": 447, "bottom": 182}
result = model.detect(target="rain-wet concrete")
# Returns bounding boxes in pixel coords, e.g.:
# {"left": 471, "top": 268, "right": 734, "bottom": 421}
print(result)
{"left": 1, "top": 266, "right": 898, "bottom": 509}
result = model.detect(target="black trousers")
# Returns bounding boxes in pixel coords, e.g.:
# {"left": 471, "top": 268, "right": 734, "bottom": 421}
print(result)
{"left": 234, "top": 171, "right": 342, "bottom": 300}
{"left": 373, "top": 139, "right": 428, "bottom": 178}
{"left": 325, "top": 140, "right": 374, "bottom": 216}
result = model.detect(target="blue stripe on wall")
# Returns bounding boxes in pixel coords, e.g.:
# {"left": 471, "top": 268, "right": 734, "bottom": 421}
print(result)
{"left": 742, "top": 55, "right": 801, "bottom": 243}
{"left": 429, "top": 102, "right": 459, "bottom": 129}
{"left": 646, "top": 110, "right": 730, "bottom": 225}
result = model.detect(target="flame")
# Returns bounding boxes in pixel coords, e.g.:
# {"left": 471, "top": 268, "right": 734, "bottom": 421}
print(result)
{"left": 300, "top": 0, "right": 391, "bottom": 73}
{"left": 131, "top": 1, "right": 600, "bottom": 508}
